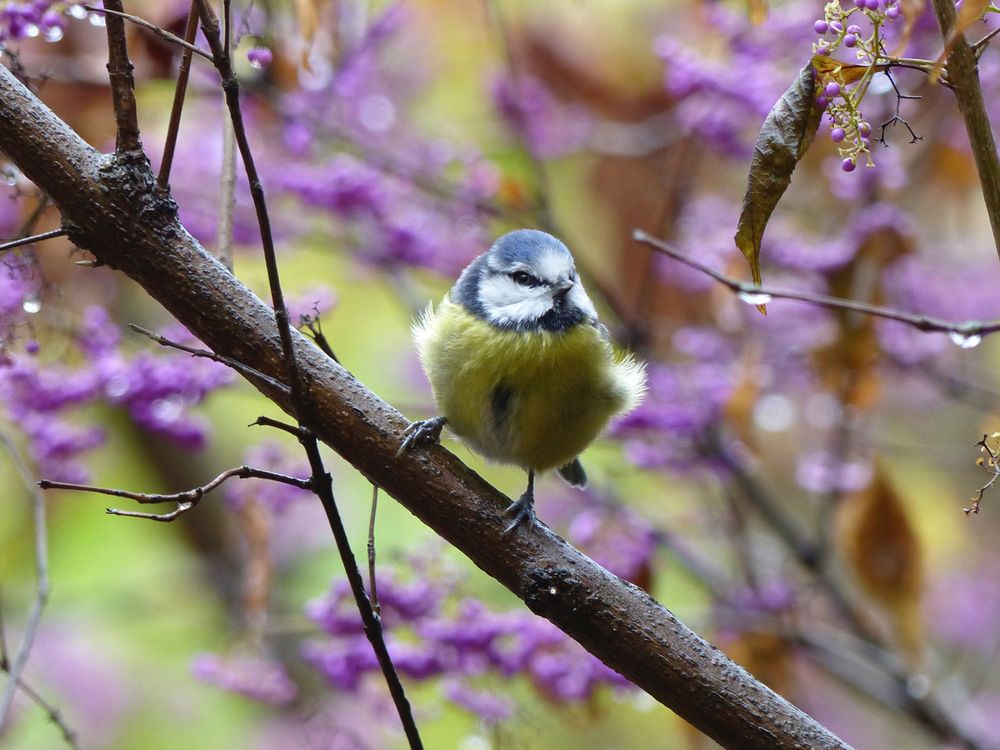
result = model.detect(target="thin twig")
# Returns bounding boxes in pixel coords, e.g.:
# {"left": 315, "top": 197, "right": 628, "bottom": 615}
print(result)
{"left": 0, "top": 433, "right": 51, "bottom": 737}
{"left": 251, "top": 416, "right": 308, "bottom": 439}
{"left": 0, "top": 228, "right": 66, "bottom": 253}
{"left": 195, "top": 0, "right": 303, "bottom": 411}
{"left": 298, "top": 436, "right": 423, "bottom": 749}
{"left": 100, "top": 0, "right": 142, "bottom": 153}
{"left": 972, "top": 25, "right": 1000, "bottom": 57}
{"left": 368, "top": 484, "right": 380, "bottom": 615}
{"left": 634, "top": 230, "right": 1000, "bottom": 340}
{"left": 194, "top": 5, "right": 423, "bottom": 745}
{"left": 39, "top": 465, "right": 312, "bottom": 522}
{"left": 966, "top": 434, "right": 1000, "bottom": 514}
{"left": 85, "top": 5, "right": 212, "bottom": 62}
{"left": 157, "top": 1, "right": 202, "bottom": 191}
{"left": 129, "top": 323, "right": 290, "bottom": 397}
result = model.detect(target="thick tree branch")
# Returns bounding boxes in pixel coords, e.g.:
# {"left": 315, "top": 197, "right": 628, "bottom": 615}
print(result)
{"left": 931, "top": 0, "right": 1000, "bottom": 261}
{"left": 0, "top": 64, "right": 854, "bottom": 749}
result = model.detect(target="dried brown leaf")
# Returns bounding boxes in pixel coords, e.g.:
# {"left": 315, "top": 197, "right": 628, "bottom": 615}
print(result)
{"left": 734, "top": 63, "right": 822, "bottom": 298}
{"left": 838, "top": 466, "right": 924, "bottom": 658}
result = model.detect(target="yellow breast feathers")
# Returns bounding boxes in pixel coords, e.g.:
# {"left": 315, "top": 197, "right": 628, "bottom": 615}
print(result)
{"left": 413, "top": 299, "right": 645, "bottom": 472}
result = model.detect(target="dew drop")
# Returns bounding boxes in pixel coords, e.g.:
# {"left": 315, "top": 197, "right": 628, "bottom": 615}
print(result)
{"left": 25, "top": 24, "right": 40, "bottom": 38}
{"left": 736, "top": 291, "right": 773, "bottom": 306}
{"left": 21, "top": 296, "right": 41, "bottom": 314}
{"left": 948, "top": 330, "right": 982, "bottom": 349}
{"left": 88, "top": 13, "right": 106, "bottom": 27}
{"left": 45, "top": 26, "right": 65, "bottom": 42}
{"left": 69, "top": 5, "right": 88, "bottom": 19}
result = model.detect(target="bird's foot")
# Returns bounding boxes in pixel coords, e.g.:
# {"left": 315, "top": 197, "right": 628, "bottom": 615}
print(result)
{"left": 502, "top": 490, "right": 536, "bottom": 536}
{"left": 396, "top": 416, "right": 448, "bottom": 457}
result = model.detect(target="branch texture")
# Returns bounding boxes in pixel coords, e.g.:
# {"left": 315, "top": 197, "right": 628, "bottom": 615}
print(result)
{"left": 931, "top": 0, "right": 1000, "bottom": 260}
{"left": 0, "top": 64, "right": 851, "bottom": 750}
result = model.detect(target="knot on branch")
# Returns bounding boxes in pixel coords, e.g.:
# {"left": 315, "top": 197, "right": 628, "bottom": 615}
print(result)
{"left": 523, "top": 566, "right": 580, "bottom": 617}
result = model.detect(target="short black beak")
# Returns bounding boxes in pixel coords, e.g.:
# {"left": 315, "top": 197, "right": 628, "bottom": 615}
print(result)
{"left": 552, "top": 280, "right": 574, "bottom": 300}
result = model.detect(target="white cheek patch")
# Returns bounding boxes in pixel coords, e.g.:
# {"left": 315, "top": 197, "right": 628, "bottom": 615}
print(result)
{"left": 568, "top": 284, "right": 597, "bottom": 321}
{"left": 478, "top": 276, "right": 552, "bottom": 326}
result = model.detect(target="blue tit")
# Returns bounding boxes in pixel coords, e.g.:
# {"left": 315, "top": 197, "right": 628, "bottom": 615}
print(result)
{"left": 399, "top": 229, "right": 646, "bottom": 534}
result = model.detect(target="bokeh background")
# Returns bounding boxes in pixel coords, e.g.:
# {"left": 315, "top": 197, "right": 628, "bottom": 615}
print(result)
{"left": 3, "top": 0, "right": 1000, "bottom": 748}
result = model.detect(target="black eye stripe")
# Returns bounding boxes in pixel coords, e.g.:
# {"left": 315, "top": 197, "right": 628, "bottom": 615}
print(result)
{"left": 508, "top": 271, "right": 542, "bottom": 287}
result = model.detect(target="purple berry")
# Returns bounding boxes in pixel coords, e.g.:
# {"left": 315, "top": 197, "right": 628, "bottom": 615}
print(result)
{"left": 825, "top": 82, "right": 841, "bottom": 98}
{"left": 247, "top": 46, "right": 273, "bottom": 69}
{"left": 814, "top": 19, "right": 829, "bottom": 33}
{"left": 854, "top": 0, "right": 867, "bottom": 8}
{"left": 25, "top": 340, "right": 40, "bottom": 355}
{"left": 866, "top": 0, "right": 879, "bottom": 8}
{"left": 841, "top": 158, "right": 857, "bottom": 172}
{"left": 844, "top": 33, "right": 858, "bottom": 47}
{"left": 830, "top": 20, "right": 843, "bottom": 32}
{"left": 858, "top": 121, "right": 872, "bottom": 136}
{"left": 847, "top": 24, "right": 862, "bottom": 34}
{"left": 886, "top": 5, "right": 900, "bottom": 17}
{"left": 815, "top": 95, "right": 828, "bottom": 109}
{"left": 816, "top": 43, "right": 830, "bottom": 55}
{"left": 831, "top": 127, "right": 846, "bottom": 142}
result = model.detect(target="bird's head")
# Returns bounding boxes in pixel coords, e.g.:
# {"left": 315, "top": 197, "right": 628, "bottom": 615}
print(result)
{"left": 453, "top": 230, "right": 598, "bottom": 331}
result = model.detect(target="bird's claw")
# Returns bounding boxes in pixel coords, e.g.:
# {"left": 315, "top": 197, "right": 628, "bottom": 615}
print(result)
{"left": 502, "top": 492, "right": 536, "bottom": 536}
{"left": 396, "top": 416, "right": 447, "bottom": 457}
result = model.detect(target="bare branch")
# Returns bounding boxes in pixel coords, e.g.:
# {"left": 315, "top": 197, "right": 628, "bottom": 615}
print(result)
{"left": 99, "top": 0, "right": 142, "bottom": 153}
{"left": 129, "top": 323, "right": 290, "bottom": 397}
{"left": 634, "top": 230, "right": 1000, "bottom": 342}
{"left": 930, "top": 0, "right": 1000, "bottom": 261}
{"left": 39, "top": 465, "right": 312, "bottom": 522}
{"left": 0, "top": 228, "right": 65, "bottom": 253}
{"left": 157, "top": 2, "right": 205, "bottom": 191}
{"left": 85, "top": 5, "right": 212, "bottom": 62}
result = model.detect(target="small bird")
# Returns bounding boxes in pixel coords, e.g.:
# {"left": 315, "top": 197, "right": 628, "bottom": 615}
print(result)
{"left": 400, "top": 229, "right": 646, "bottom": 534}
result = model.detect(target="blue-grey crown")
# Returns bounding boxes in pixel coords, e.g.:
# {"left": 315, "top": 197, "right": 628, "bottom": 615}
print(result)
{"left": 486, "top": 229, "right": 572, "bottom": 268}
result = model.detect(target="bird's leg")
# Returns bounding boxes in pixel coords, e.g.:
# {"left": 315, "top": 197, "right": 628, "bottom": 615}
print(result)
{"left": 502, "top": 469, "right": 536, "bottom": 535}
{"left": 396, "top": 416, "right": 448, "bottom": 457}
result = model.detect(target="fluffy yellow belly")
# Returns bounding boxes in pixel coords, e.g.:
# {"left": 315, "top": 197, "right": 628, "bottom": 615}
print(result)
{"left": 414, "top": 300, "right": 640, "bottom": 472}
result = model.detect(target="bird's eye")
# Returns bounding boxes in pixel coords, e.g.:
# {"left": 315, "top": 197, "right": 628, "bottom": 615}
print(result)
{"left": 510, "top": 271, "right": 540, "bottom": 287}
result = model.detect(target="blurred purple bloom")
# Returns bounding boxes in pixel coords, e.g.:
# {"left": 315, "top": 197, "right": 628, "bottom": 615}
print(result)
{"left": 492, "top": 74, "right": 592, "bottom": 158}
{"left": 224, "top": 441, "right": 312, "bottom": 514}
{"left": 304, "top": 562, "right": 635, "bottom": 718}
{"left": 795, "top": 450, "right": 873, "bottom": 494}
{"left": 442, "top": 680, "right": 514, "bottom": 722}
{"left": 191, "top": 652, "right": 299, "bottom": 706}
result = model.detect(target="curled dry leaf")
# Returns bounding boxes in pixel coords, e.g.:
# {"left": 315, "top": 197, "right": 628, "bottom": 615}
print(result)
{"left": 734, "top": 62, "right": 822, "bottom": 304}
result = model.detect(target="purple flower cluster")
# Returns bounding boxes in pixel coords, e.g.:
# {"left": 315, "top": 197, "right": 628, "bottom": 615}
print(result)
{"left": 258, "top": 2, "right": 500, "bottom": 276}
{"left": 616, "top": 360, "right": 739, "bottom": 471}
{"left": 0, "top": 298, "right": 232, "bottom": 480}
{"left": 302, "top": 567, "right": 633, "bottom": 721}
{"left": 191, "top": 652, "right": 299, "bottom": 707}
{"left": 655, "top": 3, "right": 818, "bottom": 157}
{"left": 0, "top": 1, "right": 73, "bottom": 42}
